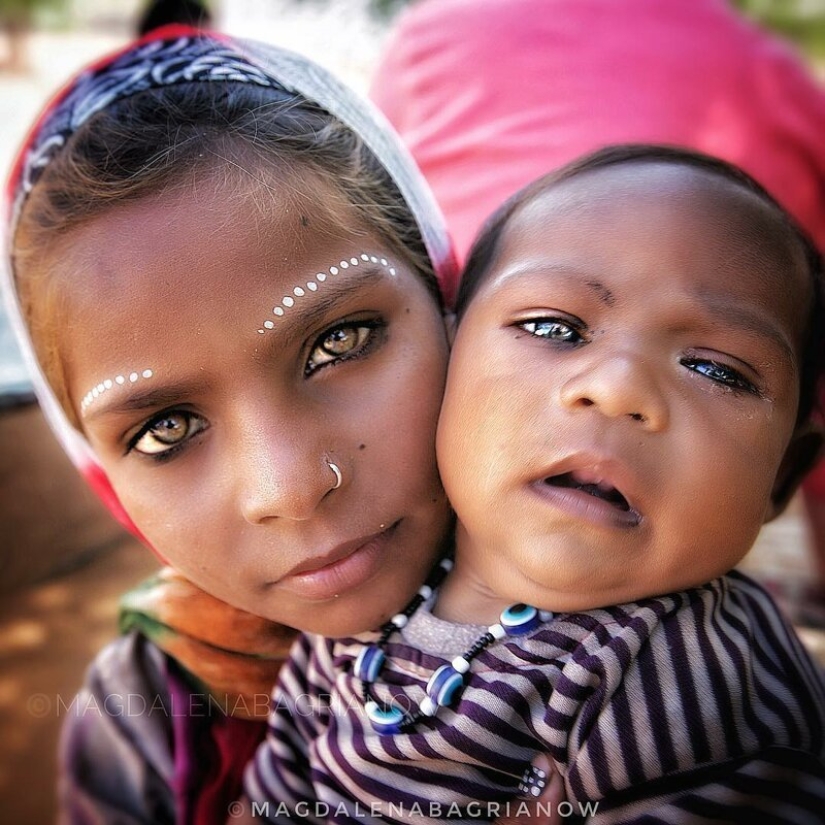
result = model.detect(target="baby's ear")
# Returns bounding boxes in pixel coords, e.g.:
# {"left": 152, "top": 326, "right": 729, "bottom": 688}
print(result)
{"left": 443, "top": 311, "right": 457, "bottom": 345}
{"left": 767, "top": 423, "right": 825, "bottom": 521}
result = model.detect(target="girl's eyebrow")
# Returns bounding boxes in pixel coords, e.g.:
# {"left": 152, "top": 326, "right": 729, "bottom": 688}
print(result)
{"left": 81, "top": 382, "right": 201, "bottom": 423}
{"left": 82, "top": 264, "right": 394, "bottom": 422}
{"left": 257, "top": 264, "right": 387, "bottom": 347}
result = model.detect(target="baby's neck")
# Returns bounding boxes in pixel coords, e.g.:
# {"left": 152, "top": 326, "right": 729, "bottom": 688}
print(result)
{"left": 431, "top": 558, "right": 514, "bottom": 625}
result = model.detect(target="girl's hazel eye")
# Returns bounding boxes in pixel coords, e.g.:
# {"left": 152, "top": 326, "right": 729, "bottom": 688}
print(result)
{"left": 519, "top": 318, "right": 582, "bottom": 343}
{"left": 306, "top": 322, "right": 378, "bottom": 374}
{"left": 131, "top": 412, "right": 206, "bottom": 456}
{"left": 681, "top": 358, "right": 758, "bottom": 394}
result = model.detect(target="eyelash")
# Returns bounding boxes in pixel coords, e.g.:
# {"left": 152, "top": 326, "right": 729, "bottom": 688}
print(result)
{"left": 518, "top": 317, "right": 584, "bottom": 344}
{"left": 518, "top": 317, "right": 759, "bottom": 395}
{"left": 680, "top": 358, "right": 759, "bottom": 394}
{"left": 127, "top": 410, "right": 207, "bottom": 462}
{"left": 127, "top": 319, "right": 386, "bottom": 461}
{"left": 304, "top": 318, "right": 385, "bottom": 377}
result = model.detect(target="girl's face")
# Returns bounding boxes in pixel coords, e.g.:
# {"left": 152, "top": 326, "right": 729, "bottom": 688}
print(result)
{"left": 437, "top": 162, "right": 810, "bottom": 620}
{"left": 53, "top": 168, "right": 452, "bottom": 636}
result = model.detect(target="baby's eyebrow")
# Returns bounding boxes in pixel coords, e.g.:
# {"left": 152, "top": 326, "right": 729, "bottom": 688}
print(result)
{"left": 699, "top": 298, "right": 796, "bottom": 367}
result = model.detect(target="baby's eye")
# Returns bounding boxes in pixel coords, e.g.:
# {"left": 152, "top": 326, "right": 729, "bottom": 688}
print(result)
{"left": 519, "top": 319, "right": 583, "bottom": 343}
{"left": 305, "top": 321, "right": 381, "bottom": 375}
{"left": 681, "top": 358, "right": 758, "bottom": 394}
{"left": 130, "top": 411, "right": 207, "bottom": 457}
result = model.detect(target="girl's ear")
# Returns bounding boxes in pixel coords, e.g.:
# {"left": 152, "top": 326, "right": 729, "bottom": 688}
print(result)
{"left": 766, "top": 423, "right": 825, "bottom": 521}
{"left": 443, "top": 311, "right": 457, "bottom": 346}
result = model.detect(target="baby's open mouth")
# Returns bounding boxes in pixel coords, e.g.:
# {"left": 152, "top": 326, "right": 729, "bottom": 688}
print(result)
{"left": 545, "top": 471, "right": 631, "bottom": 511}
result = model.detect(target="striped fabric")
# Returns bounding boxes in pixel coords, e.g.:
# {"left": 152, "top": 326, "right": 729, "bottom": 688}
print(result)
{"left": 246, "top": 571, "right": 825, "bottom": 823}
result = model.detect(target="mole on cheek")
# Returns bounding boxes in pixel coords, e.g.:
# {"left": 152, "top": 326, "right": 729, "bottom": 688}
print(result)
{"left": 359, "top": 443, "right": 366, "bottom": 450}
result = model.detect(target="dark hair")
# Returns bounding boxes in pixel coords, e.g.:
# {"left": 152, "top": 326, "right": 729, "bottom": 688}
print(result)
{"left": 456, "top": 143, "right": 825, "bottom": 425}
{"left": 137, "top": 0, "right": 212, "bottom": 36}
{"left": 13, "top": 80, "right": 441, "bottom": 425}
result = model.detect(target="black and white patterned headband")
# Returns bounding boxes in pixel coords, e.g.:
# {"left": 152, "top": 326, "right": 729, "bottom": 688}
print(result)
{"left": 10, "top": 28, "right": 292, "bottom": 230}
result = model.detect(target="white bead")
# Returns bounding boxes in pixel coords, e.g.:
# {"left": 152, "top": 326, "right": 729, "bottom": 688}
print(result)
{"left": 340, "top": 260, "right": 349, "bottom": 268}
{"left": 316, "top": 272, "right": 326, "bottom": 282}
{"left": 330, "top": 267, "right": 338, "bottom": 275}
{"left": 142, "top": 369, "right": 153, "bottom": 379}
{"left": 274, "top": 307, "right": 284, "bottom": 316}
{"left": 103, "top": 379, "right": 113, "bottom": 389}
{"left": 129, "top": 373, "right": 139, "bottom": 382}
{"left": 418, "top": 585, "right": 433, "bottom": 599}
{"left": 419, "top": 696, "right": 437, "bottom": 716}
{"left": 283, "top": 296, "right": 295, "bottom": 307}
{"left": 115, "top": 376, "right": 125, "bottom": 384}
{"left": 264, "top": 320, "right": 274, "bottom": 329}
{"left": 307, "top": 282, "right": 318, "bottom": 291}
{"left": 489, "top": 623, "right": 506, "bottom": 640}
{"left": 539, "top": 610, "right": 554, "bottom": 622}
{"left": 451, "top": 656, "right": 470, "bottom": 674}
{"left": 360, "top": 253, "right": 369, "bottom": 261}
{"left": 440, "top": 558, "right": 454, "bottom": 572}
{"left": 350, "top": 257, "right": 359, "bottom": 265}
{"left": 391, "top": 613, "right": 408, "bottom": 628}
{"left": 293, "top": 287, "right": 305, "bottom": 297}
{"left": 365, "top": 700, "right": 379, "bottom": 714}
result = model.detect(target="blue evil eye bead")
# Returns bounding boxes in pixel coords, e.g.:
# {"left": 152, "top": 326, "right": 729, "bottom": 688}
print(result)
{"left": 354, "top": 645, "right": 385, "bottom": 682}
{"left": 365, "top": 701, "right": 405, "bottom": 735}
{"left": 426, "top": 664, "right": 465, "bottom": 708}
{"left": 500, "top": 604, "right": 540, "bottom": 635}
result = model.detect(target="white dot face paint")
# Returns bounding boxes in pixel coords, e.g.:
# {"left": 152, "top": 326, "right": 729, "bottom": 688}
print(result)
{"left": 256, "top": 252, "right": 398, "bottom": 334}
{"left": 81, "top": 368, "right": 154, "bottom": 414}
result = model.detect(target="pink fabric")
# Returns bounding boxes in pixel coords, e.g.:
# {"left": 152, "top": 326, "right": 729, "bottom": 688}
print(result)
{"left": 371, "top": 0, "right": 825, "bottom": 496}
{"left": 371, "top": 0, "right": 825, "bottom": 263}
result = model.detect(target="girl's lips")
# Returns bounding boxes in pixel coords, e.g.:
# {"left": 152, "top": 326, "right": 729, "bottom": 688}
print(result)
{"left": 277, "top": 522, "right": 399, "bottom": 601}
{"left": 530, "top": 479, "right": 641, "bottom": 528}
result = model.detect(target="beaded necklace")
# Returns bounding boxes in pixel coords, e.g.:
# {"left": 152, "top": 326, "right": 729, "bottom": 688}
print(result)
{"left": 354, "top": 556, "right": 553, "bottom": 735}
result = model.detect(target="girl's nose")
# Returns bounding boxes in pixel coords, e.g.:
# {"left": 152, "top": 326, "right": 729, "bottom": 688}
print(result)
{"left": 234, "top": 417, "right": 344, "bottom": 524}
{"left": 558, "top": 351, "right": 669, "bottom": 432}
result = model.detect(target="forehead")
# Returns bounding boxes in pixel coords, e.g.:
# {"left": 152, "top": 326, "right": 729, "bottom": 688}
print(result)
{"left": 493, "top": 162, "right": 810, "bottom": 339}
{"left": 56, "top": 160, "right": 363, "bottom": 308}
{"left": 47, "top": 163, "right": 398, "bottom": 392}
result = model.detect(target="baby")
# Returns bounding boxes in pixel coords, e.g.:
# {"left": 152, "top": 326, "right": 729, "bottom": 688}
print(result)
{"left": 246, "top": 145, "right": 825, "bottom": 822}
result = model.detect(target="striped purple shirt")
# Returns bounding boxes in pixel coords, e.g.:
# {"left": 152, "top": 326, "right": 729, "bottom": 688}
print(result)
{"left": 246, "top": 571, "right": 825, "bottom": 823}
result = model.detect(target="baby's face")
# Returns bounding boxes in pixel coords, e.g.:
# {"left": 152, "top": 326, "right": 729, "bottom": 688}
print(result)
{"left": 55, "top": 167, "right": 452, "bottom": 636}
{"left": 437, "top": 162, "right": 810, "bottom": 613}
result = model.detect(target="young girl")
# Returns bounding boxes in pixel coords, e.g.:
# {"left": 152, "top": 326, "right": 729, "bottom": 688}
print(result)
{"left": 2, "top": 25, "right": 468, "bottom": 824}
{"left": 245, "top": 145, "right": 825, "bottom": 821}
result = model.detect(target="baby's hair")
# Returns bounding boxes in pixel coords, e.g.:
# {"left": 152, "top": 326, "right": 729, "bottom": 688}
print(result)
{"left": 456, "top": 143, "right": 825, "bottom": 426}
{"left": 13, "top": 80, "right": 441, "bottom": 426}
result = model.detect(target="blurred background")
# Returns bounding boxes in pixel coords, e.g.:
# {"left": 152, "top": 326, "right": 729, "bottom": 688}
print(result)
{"left": 1, "top": 1, "right": 824, "bottom": 822}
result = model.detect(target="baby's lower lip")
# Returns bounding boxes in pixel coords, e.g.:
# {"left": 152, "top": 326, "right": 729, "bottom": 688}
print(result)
{"left": 278, "top": 523, "right": 399, "bottom": 601}
{"left": 531, "top": 480, "right": 641, "bottom": 528}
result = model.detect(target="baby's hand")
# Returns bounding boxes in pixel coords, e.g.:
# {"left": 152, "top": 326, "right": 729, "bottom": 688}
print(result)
{"left": 495, "top": 755, "right": 566, "bottom": 825}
